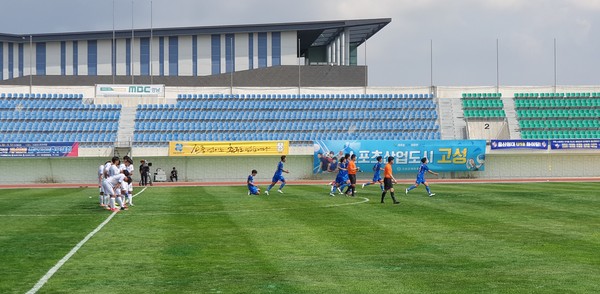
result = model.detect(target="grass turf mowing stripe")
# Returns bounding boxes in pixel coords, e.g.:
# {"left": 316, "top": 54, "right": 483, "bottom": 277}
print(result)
{"left": 24, "top": 187, "right": 147, "bottom": 294}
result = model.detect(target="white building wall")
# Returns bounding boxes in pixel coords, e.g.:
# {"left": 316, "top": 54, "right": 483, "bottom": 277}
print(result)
{"left": 23, "top": 44, "right": 33, "bottom": 76}
{"left": 132, "top": 37, "right": 140, "bottom": 76}
{"left": 78, "top": 41, "right": 88, "bottom": 75}
{"left": 253, "top": 33, "right": 259, "bottom": 69}
{"left": 281, "top": 31, "right": 297, "bottom": 65}
{"left": 220, "top": 34, "right": 227, "bottom": 74}
{"left": 46, "top": 42, "right": 61, "bottom": 75}
{"left": 116, "top": 39, "right": 127, "bottom": 75}
{"left": 267, "top": 32, "right": 272, "bottom": 67}
{"left": 2, "top": 43, "right": 7, "bottom": 79}
{"left": 65, "top": 41, "right": 73, "bottom": 75}
{"left": 150, "top": 37, "right": 159, "bottom": 77}
{"left": 179, "top": 36, "right": 193, "bottom": 76}
{"left": 235, "top": 33, "right": 249, "bottom": 71}
{"left": 198, "top": 35, "right": 211, "bottom": 76}
{"left": 97, "top": 40, "right": 112, "bottom": 75}
{"left": 12, "top": 44, "right": 19, "bottom": 77}
{"left": 163, "top": 38, "right": 169, "bottom": 76}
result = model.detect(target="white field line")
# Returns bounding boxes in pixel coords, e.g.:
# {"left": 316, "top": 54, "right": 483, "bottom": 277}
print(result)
{"left": 25, "top": 187, "right": 147, "bottom": 294}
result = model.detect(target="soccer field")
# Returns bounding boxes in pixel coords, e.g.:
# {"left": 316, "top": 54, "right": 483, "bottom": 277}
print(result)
{"left": 1, "top": 183, "right": 599, "bottom": 293}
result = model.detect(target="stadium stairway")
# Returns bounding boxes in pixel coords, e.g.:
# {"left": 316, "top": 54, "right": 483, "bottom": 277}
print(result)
{"left": 438, "top": 97, "right": 466, "bottom": 139}
{"left": 501, "top": 96, "right": 520, "bottom": 139}
{"left": 116, "top": 107, "right": 137, "bottom": 145}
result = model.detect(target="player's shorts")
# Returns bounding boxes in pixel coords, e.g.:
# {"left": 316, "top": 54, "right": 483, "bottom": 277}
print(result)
{"left": 101, "top": 180, "right": 115, "bottom": 196}
{"left": 384, "top": 178, "right": 394, "bottom": 190}
{"left": 336, "top": 174, "right": 349, "bottom": 185}
{"left": 372, "top": 174, "right": 382, "bottom": 182}
{"left": 348, "top": 174, "right": 357, "bottom": 184}
{"left": 121, "top": 182, "right": 129, "bottom": 194}
{"left": 416, "top": 176, "right": 426, "bottom": 185}
{"left": 272, "top": 175, "right": 285, "bottom": 183}
{"left": 248, "top": 186, "right": 259, "bottom": 195}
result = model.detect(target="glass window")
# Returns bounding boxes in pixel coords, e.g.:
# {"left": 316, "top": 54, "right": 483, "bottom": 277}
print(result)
{"left": 248, "top": 33, "right": 253, "bottom": 70}
{"left": 36, "top": 43, "right": 46, "bottom": 75}
{"left": 169, "top": 36, "right": 178, "bottom": 76}
{"left": 140, "top": 37, "right": 150, "bottom": 76}
{"left": 18, "top": 43, "right": 23, "bottom": 77}
{"left": 60, "top": 41, "right": 66, "bottom": 76}
{"left": 8, "top": 43, "right": 13, "bottom": 79}
{"left": 73, "top": 41, "right": 78, "bottom": 76}
{"left": 87, "top": 40, "right": 97, "bottom": 76}
{"left": 159, "top": 37, "right": 164, "bottom": 76}
{"left": 192, "top": 35, "right": 197, "bottom": 76}
{"left": 225, "top": 34, "right": 235, "bottom": 73}
{"left": 258, "top": 32, "right": 267, "bottom": 68}
{"left": 126, "top": 38, "right": 131, "bottom": 76}
{"left": 272, "top": 32, "right": 281, "bottom": 66}
{"left": 211, "top": 34, "right": 220, "bottom": 75}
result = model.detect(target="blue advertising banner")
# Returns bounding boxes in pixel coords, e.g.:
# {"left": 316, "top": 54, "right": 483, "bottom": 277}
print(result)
{"left": 491, "top": 140, "right": 548, "bottom": 150}
{"left": 0, "top": 142, "right": 79, "bottom": 157}
{"left": 313, "top": 140, "right": 487, "bottom": 174}
{"left": 550, "top": 139, "right": 600, "bottom": 149}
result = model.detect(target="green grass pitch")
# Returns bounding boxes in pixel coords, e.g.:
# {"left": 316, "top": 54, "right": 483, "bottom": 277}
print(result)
{"left": 1, "top": 183, "right": 599, "bottom": 293}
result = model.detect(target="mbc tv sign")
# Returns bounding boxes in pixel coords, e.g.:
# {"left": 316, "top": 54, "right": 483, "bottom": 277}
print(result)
{"left": 96, "top": 84, "right": 165, "bottom": 97}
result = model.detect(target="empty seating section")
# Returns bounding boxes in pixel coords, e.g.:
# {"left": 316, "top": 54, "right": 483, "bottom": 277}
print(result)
{"left": 516, "top": 92, "right": 600, "bottom": 139}
{"left": 0, "top": 93, "right": 120, "bottom": 144}
{"left": 134, "top": 93, "right": 440, "bottom": 144}
{"left": 462, "top": 93, "right": 506, "bottom": 118}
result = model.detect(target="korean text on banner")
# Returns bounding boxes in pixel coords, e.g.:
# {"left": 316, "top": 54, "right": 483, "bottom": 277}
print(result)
{"left": 0, "top": 142, "right": 79, "bottom": 158}
{"left": 169, "top": 141, "right": 289, "bottom": 156}
{"left": 313, "top": 140, "right": 486, "bottom": 174}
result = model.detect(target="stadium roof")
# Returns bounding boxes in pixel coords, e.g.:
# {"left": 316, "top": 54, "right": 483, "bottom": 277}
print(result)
{"left": 0, "top": 18, "right": 390, "bottom": 54}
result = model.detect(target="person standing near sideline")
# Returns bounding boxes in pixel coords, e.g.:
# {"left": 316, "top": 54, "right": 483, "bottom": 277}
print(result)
{"left": 381, "top": 156, "right": 400, "bottom": 204}
{"left": 406, "top": 157, "right": 438, "bottom": 197}
{"left": 265, "top": 155, "right": 289, "bottom": 195}
{"left": 344, "top": 154, "right": 359, "bottom": 197}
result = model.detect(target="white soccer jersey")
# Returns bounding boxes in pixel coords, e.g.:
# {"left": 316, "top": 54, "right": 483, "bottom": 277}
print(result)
{"left": 103, "top": 162, "right": 112, "bottom": 178}
{"left": 119, "top": 163, "right": 127, "bottom": 172}
{"left": 108, "top": 164, "right": 121, "bottom": 177}
{"left": 107, "top": 174, "right": 127, "bottom": 187}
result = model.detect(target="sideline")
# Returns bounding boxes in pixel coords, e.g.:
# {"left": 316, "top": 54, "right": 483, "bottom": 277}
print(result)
{"left": 25, "top": 187, "right": 148, "bottom": 294}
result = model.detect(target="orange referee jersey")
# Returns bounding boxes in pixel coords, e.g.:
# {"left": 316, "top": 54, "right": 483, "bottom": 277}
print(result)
{"left": 384, "top": 163, "right": 393, "bottom": 178}
{"left": 348, "top": 160, "right": 358, "bottom": 175}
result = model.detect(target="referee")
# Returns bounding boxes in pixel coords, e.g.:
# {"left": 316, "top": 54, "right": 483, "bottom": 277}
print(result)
{"left": 381, "top": 156, "right": 400, "bottom": 204}
{"left": 346, "top": 154, "right": 359, "bottom": 197}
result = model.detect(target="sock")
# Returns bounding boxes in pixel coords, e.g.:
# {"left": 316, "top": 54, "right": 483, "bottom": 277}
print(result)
{"left": 279, "top": 182, "right": 286, "bottom": 190}
{"left": 116, "top": 196, "right": 124, "bottom": 208}
{"left": 330, "top": 185, "right": 335, "bottom": 193}
{"left": 351, "top": 186, "right": 355, "bottom": 196}
{"left": 391, "top": 192, "right": 397, "bottom": 202}
{"left": 364, "top": 182, "right": 371, "bottom": 187}
{"left": 266, "top": 184, "right": 274, "bottom": 192}
{"left": 379, "top": 184, "right": 384, "bottom": 191}
{"left": 381, "top": 192, "right": 386, "bottom": 202}
{"left": 426, "top": 186, "right": 431, "bottom": 194}
{"left": 99, "top": 195, "right": 104, "bottom": 205}
{"left": 339, "top": 184, "right": 347, "bottom": 192}
{"left": 110, "top": 197, "right": 116, "bottom": 209}
{"left": 104, "top": 195, "right": 110, "bottom": 206}
{"left": 344, "top": 187, "right": 350, "bottom": 194}
{"left": 128, "top": 193, "right": 133, "bottom": 205}
{"left": 407, "top": 185, "right": 417, "bottom": 192}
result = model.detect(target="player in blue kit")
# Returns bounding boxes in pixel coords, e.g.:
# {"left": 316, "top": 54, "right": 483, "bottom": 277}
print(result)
{"left": 247, "top": 169, "right": 261, "bottom": 195}
{"left": 329, "top": 157, "right": 350, "bottom": 196}
{"left": 406, "top": 157, "right": 438, "bottom": 197}
{"left": 361, "top": 156, "right": 385, "bottom": 191}
{"left": 265, "top": 155, "right": 289, "bottom": 195}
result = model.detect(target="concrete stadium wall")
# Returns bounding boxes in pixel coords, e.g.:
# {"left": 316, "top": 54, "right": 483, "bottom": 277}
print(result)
{"left": 0, "top": 152, "right": 598, "bottom": 184}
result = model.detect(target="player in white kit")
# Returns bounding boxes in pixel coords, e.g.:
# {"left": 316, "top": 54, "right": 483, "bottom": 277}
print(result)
{"left": 102, "top": 170, "right": 130, "bottom": 212}
{"left": 98, "top": 161, "right": 110, "bottom": 207}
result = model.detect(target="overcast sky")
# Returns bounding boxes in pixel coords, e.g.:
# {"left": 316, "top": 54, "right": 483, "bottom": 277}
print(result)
{"left": 2, "top": 0, "right": 599, "bottom": 87}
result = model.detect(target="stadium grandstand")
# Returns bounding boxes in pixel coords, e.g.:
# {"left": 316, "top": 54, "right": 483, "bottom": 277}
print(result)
{"left": 0, "top": 18, "right": 599, "bottom": 184}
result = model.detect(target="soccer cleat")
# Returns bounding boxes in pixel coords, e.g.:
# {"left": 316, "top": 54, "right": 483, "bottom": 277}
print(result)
{"left": 361, "top": 183, "right": 366, "bottom": 189}
{"left": 393, "top": 201, "right": 400, "bottom": 204}
{"left": 265, "top": 190, "right": 269, "bottom": 195}
{"left": 329, "top": 193, "right": 335, "bottom": 197}
{"left": 429, "top": 193, "right": 435, "bottom": 197}
{"left": 120, "top": 206, "right": 128, "bottom": 211}
{"left": 110, "top": 208, "right": 120, "bottom": 212}
{"left": 248, "top": 191, "right": 250, "bottom": 196}
{"left": 277, "top": 190, "right": 284, "bottom": 194}
{"left": 405, "top": 188, "right": 409, "bottom": 195}
{"left": 100, "top": 204, "right": 106, "bottom": 207}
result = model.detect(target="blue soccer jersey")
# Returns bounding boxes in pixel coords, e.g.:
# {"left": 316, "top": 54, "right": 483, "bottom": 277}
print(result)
{"left": 274, "top": 161, "right": 284, "bottom": 177}
{"left": 247, "top": 175, "right": 255, "bottom": 189}
{"left": 416, "top": 163, "right": 429, "bottom": 184}
{"left": 373, "top": 162, "right": 383, "bottom": 181}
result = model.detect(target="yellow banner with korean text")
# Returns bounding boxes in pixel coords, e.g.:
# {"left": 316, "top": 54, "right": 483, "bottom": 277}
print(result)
{"left": 169, "top": 141, "right": 290, "bottom": 157}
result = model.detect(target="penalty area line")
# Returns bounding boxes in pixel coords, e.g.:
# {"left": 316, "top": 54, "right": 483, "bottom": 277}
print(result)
{"left": 25, "top": 187, "right": 147, "bottom": 294}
